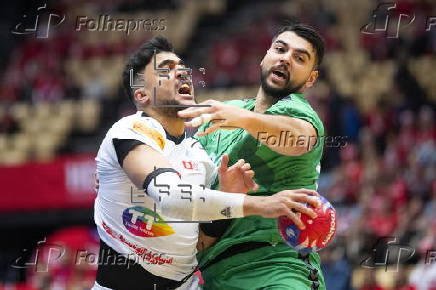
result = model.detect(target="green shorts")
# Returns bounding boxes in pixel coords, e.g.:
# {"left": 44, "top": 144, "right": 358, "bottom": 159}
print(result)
{"left": 200, "top": 243, "right": 325, "bottom": 290}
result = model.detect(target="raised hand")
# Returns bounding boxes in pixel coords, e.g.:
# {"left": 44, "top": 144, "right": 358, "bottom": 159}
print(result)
{"left": 218, "top": 154, "right": 259, "bottom": 194}
{"left": 178, "top": 100, "right": 249, "bottom": 136}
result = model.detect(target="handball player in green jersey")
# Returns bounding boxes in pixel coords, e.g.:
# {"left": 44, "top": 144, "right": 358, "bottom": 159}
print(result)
{"left": 178, "top": 23, "right": 327, "bottom": 290}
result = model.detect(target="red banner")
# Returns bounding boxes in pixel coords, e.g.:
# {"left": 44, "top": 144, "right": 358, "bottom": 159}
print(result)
{"left": 0, "top": 154, "right": 96, "bottom": 212}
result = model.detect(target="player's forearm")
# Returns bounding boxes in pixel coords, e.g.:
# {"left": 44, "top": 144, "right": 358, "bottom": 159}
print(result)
{"left": 240, "top": 111, "right": 316, "bottom": 156}
{"left": 145, "top": 171, "right": 279, "bottom": 221}
{"left": 123, "top": 144, "right": 248, "bottom": 220}
{"left": 122, "top": 144, "right": 264, "bottom": 220}
{"left": 243, "top": 195, "right": 265, "bottom": 216}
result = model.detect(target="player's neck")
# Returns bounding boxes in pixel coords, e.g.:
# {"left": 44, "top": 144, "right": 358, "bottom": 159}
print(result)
{"left": 156, "top": 115, "right": 185, "bottom": 137}
{"left": 141, "top": 110, "right": 185, "bottom": 137}
{"left": 254, "top": 87, "right": 276, "bottom": 113}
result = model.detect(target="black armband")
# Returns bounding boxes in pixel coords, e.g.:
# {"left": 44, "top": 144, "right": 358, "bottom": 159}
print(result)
{"left": 142, "top": 167, "right": 179, "bottom": 191}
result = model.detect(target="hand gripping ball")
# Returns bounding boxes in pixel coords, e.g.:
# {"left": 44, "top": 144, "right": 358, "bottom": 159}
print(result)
{"left": 277, "top": 195, "right": 336, "bottom": 254}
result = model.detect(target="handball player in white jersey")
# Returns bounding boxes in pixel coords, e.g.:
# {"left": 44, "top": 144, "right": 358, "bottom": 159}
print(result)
{"left": 93, "top": 36, "right": 320, "bottom": 290}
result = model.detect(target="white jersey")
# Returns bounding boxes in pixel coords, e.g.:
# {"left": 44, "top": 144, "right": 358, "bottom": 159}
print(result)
{"left": 94, "top": 111, "right": 217, "bottom": 281}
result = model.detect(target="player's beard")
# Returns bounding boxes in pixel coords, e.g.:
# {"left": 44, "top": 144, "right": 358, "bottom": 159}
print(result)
{"left": 155, "top": 99, "right": 185, "bottom": 118}
{"left": 260, "top": 68, "right": 305, "bottom": 100}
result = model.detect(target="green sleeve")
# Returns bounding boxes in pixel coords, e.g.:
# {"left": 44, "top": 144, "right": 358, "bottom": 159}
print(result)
{"left": 193, "top": 122, "right": 211, "bottom": 148}
{"left": 266, "top": 97, "right": 325, "bottom": 148}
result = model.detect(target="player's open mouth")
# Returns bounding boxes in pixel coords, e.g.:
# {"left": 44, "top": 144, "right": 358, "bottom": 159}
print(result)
{"left": 178, "top": 83, "right": 192, "bottom": 96}
{"left": 271, "top": 69, "right": 289, "bottom": 82}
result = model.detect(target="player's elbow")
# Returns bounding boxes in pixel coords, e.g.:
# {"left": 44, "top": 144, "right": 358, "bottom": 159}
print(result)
{"left": 292, "top": 125, "right": 318, "bottom": 155}
{"left": 295, "top": 135, "right": 318, "bottom": 155}
{"left": 279, "top": 120, "right": 318, "bottom": 156}
{"left": 279, "top": 131, "right": 318, "bottom": 156}
{"left": 289, "top": 146, "right": 310, "bottom": 156}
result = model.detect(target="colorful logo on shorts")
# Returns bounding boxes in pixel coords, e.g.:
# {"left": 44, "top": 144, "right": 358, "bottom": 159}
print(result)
{"left": 122, "top": 206, "right": 175, "bottom": 238}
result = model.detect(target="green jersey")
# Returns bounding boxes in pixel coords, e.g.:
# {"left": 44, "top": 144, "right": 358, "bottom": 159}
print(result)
{"left": 196, "top": 94, "right": 325, "bottom": 267}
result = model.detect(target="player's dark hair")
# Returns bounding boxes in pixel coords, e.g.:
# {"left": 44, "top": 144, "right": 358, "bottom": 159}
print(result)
{"left": 122, "top": 35, "right": 174, "bottom": 102}
{"left": 273, "top": 22, "right": 325, "bottom": 67}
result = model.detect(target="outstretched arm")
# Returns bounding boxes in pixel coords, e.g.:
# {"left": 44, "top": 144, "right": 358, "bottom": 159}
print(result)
{"left": 122, "top": 144, "right": 319, "bottom": 224}
{"left": 123, "top": 143, "right": 244, "bottom": 221}
{"left": 178, "top": 100, "right": 317, "bottom": 156}
{"left": 241, "top": 112, "right": 317, "bottom": 156}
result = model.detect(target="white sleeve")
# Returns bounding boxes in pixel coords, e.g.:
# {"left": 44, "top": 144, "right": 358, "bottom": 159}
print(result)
{"left": 190, "top": 138, "right": 218, "bottom": 188}
{"left": 205, "top": 164, "right": 218, "bottom": 189}
{"left": 146, "top": 171, "right": 245, "bottom": 221}
{"left": 203, "top": 151, "right": 218, "bottom": 189}
{"left": 111, "top": 117, "right": 166, "bottom": 153}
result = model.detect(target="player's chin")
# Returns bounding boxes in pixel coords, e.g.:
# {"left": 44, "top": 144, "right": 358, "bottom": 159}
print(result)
{"left": 267, "top": 77, "right": 288, "bottom": 89}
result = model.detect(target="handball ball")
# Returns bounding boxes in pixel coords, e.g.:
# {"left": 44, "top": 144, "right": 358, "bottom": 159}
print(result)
{"left": 277, "top": 195, "right": 336, "bottom": 254}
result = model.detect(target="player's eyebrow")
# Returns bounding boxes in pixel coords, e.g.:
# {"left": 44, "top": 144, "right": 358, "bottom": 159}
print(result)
{"left": 274, "top": 39, "right": 289, "bottom": 47}
{"left": 294, "top": 48, "right": 312, "bottom": 60}
{"left": 274, "top": 40, "right": 312, "bottom": 60}
{"left": 157, "top": 59, "right": 185, "bottom": 68}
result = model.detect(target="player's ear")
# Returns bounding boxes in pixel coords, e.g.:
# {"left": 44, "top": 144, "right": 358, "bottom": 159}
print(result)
{"left": 305, "top": 70, "right": 319, "bottom": 89}
{"left": 133, "top": 88, "right": 150, "bottom": 105}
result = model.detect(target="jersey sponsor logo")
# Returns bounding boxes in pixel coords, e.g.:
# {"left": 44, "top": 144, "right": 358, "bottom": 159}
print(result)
{"left": 182, "top": 160, "right": 198, "bottom": 170}
{"left": 122, "top": 206, "right": 175, "bottom": 238}
{"left": 102, "top": 222, "right": 173, "bottom": 265}
{"left": 220, "top": 207, "right": 231, "bottom": 218}
{"left": 131, "top": 121, "right": 165, "bottom": 149}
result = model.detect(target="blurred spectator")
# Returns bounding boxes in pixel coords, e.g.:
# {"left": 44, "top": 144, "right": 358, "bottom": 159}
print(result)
{"left": 320, "top": 246, "right": 351, "bottom": 290}
{"left": 359, "top": 270, "right": 385, "bottom": 290}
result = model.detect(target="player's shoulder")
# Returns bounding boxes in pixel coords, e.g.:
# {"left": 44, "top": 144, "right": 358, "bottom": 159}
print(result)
{"left": 112, "top": 112, "right": 164, "bottom": 134}
{"left": 275, "top": 94, "right": 318, "bottom": 116}
{"left": 272, "top": 94, "right": 325, "bottom": 132}
{"left": 108, "top": 112, "right": 167, "bottom": 149}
